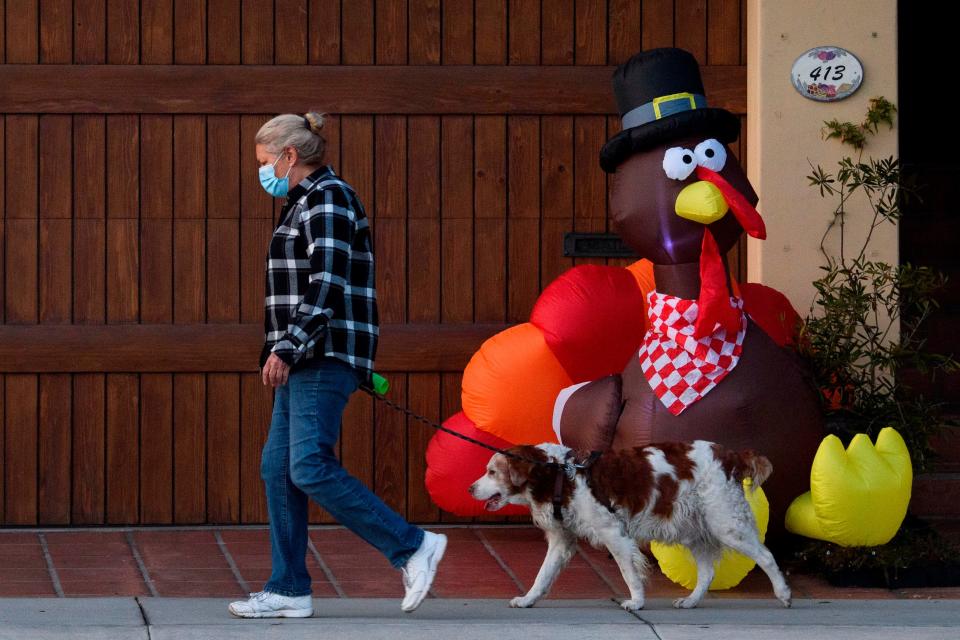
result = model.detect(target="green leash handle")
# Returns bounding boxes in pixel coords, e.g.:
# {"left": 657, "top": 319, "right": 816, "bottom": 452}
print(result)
{"left": 371, "top": 372, "right": 389, "bottom": 395}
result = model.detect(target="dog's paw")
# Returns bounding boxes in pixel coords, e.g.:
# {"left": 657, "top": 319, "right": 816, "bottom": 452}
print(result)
{"left": 672, "top": 596, "right": 701, "bottom": 609}
{"left": 776, "top": 587, "right": 792, "bottom": 608}
{"left": 509, "top": 596, "right": 535, "bottom": 608}
{"left": 620, "top": 598, "right": 644, "bottom": 612}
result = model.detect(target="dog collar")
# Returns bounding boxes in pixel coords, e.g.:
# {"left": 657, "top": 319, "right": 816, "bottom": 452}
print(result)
{"left": 552, "top": 451, "right": 603, "bottom": 520}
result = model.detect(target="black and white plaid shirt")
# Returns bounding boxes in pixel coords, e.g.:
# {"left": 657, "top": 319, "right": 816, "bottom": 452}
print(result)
{"left": 259, "top": 165, "right": 378, "bottom": 384}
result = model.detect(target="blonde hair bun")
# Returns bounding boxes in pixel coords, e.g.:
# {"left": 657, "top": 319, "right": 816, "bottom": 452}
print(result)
{"left": 256, "top": 113, "right": 328, "bottom": 164}
{"left": 304, "top": 112, "right": 326, "bottom": 136}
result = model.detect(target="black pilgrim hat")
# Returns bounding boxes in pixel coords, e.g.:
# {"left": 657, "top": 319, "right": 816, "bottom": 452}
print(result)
{"left": 599, "top": 48, "right": 741, "bottom": 174}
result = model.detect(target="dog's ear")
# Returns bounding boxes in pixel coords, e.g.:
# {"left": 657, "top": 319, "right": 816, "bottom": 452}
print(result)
{"left": 504, "top": 445, "right": 549, "bottom": 489}
{"left": 507, "top": 459, "right": 532, "bottom": 488}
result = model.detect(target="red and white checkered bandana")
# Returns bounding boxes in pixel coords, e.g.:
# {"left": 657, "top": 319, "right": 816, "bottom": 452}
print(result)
{"left": 638, "top": 290, "right": 747, "bottom": 415}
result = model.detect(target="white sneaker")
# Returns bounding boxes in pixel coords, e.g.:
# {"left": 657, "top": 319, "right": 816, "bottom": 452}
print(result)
{"left": 228, "top": 590, "right": 313, "bottom": 618}
{"left": 400, "top": 531, "right": 447, "bottom": 613}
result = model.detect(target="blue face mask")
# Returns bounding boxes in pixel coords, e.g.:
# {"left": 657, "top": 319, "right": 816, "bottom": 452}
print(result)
{"left": 259, "top": 154, "right": 292, "bottom": 197}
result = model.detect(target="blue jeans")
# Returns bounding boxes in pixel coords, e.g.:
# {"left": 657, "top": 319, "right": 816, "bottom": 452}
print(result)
{"left": 260, "top": 356, "right": 425, "bottom": 597}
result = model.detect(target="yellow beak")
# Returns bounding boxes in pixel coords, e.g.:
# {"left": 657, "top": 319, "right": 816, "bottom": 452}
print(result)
{"left": 675, "top": 180, "right": 729, "bottom": 225}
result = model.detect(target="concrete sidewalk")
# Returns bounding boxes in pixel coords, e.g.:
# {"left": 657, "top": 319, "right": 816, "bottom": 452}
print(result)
{"left": 0, "top": 597, "right": 957, "bottom": 639}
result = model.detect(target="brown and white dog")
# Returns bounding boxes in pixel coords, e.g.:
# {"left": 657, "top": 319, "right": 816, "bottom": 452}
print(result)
{"left": 469, "top": 441, "right": 791, "bottom": 610}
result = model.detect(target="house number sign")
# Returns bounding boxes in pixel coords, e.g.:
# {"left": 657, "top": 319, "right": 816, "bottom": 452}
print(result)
{"left": 791, "top": 46, "right": 863, "bottom": 102}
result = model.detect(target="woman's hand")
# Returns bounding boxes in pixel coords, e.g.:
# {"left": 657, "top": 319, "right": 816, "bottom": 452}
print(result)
{"left": 262, "top": 353, "right": 291, "bottom": 387}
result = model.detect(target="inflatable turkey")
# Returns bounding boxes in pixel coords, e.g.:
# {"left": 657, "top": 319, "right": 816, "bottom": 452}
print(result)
{"left": 425, "top": 48, "right": 910, "bottom": 542}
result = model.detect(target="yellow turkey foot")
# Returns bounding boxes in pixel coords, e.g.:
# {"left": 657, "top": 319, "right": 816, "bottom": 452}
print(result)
{"left": 785, "top": 427, "right": 912, "bottom": 546}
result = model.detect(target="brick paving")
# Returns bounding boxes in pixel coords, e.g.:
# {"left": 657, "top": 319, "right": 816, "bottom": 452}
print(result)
{"left": 0, "top": 526, "right": 957, "bottom": 600}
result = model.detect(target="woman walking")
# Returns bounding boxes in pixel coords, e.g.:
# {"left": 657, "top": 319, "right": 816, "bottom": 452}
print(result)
{"left": 229, "top": 113, "right": 446, "bottom": 618}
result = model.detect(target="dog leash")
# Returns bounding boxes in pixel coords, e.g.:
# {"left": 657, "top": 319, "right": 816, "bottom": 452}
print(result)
{"left": 357, "top": 381, "right": 544, "bottom": 464}
{"left": 358, "top": 381, "right": 603, "bottom": 521}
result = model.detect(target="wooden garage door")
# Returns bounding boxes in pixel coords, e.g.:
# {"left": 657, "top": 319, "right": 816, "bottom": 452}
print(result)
{"left": 0, "top": 0, "right": 747, "bottom": 525}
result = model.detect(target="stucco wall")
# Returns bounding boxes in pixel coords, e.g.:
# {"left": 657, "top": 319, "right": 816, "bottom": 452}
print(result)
{"left": 747, "top": 0, "right": 898, "bottom": 314}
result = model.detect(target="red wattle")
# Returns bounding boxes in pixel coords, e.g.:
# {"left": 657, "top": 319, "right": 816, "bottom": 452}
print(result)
{"left": 696, "top": 166, "right": 767, "bottom": 240}
{"left": 695, "top": 229, "right": 740, "bottom": 339}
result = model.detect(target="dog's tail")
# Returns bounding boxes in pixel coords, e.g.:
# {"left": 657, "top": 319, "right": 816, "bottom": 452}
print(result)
{"left": 713, "top": 445, "right": 773, "bottom": 488}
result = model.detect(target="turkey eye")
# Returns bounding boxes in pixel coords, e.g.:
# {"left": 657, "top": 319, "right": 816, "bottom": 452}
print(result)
{"left": 694, "top": 139, "right": 727, "bottom": 172}
{"left": 663, "top": 147, "right": 698, "bottom": 180}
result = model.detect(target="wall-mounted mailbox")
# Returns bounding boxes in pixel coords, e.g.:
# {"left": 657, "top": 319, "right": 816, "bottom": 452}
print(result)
{"left": 563, "top": 233, "right": 639, "bottom": 258}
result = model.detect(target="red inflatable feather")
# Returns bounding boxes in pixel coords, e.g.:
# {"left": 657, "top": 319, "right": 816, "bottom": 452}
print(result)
{"left": 530, "top": 265, "right": 648, "bottom": 382}
{"left": 424, "top": 411, "right": 529, "bottom": 517}
{"left": 740, "top": 282, "right": 802, "bottom": 348}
